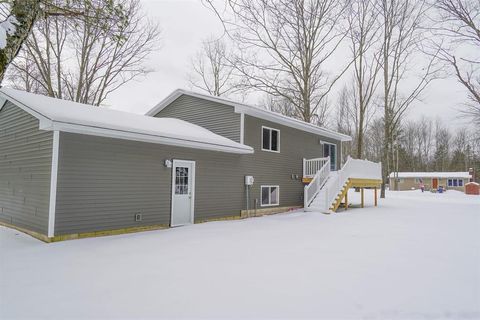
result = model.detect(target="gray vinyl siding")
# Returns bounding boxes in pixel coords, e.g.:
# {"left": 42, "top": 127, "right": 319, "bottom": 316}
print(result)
{"left": 242, "top": 115, "right": 341, "bottom": 208}
{"left": 54, "top": 132, "right": 246, "bottom": 235}
{"left": 53, "top": 115, "right": 341, "bottom": 236}
{"left": 0, "top": 102, "right": 52, "bottom": 235}
{"left": 154, "top": 94, "right": 241, "bottom": 142}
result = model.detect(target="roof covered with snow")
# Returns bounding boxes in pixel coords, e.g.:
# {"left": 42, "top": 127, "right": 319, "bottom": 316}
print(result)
{"left": 146, "top": 89, "right": 352, "bottom": 142}
{"left": 389, "top": 172, "right": 472, "bottom": 179}
{"left": 0, "top": 88, "right": 253, "bottom": 154}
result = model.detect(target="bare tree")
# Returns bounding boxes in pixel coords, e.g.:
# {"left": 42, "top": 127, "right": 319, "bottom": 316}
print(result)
{"left": 5, "top": 0, "right": 159, "bottom": 106}
{"left": 434, "top": 0, "right": 480, "bottom": 126}
{"left": 377, "top": 117, "right": 480, "bottom": 179}
{"left": 347, "top": 0, "right": 381, "bottom": 158}
{"left": 363, "top": 117, "right": 384, "bottom": 163}
{"left": 0, "top": 1, "right": 130, "bottom": 82}
{"left": 377, "top": 0, "right": 441, "bottom": 197}
{"left": 433, "top": 120, "right": 451, "bottom": 171}
{"left": 449, "top": 128, "right": 472, "bottom": 171}
{"left": 203, "top": 0, "right": 352, "bottom": 125}
{"left": 188, "top": 36, "right": 236, "bottom": 97}
{"left": 335, "top": 86, "right": 356, "bottom": 159}
{"left": 416, "top": 116, "right": 435, "bottom": 171}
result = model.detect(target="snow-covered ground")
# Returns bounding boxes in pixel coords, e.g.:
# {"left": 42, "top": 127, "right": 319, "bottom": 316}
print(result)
{"left": 1, "top": 190, "right": 479, "bottom": 319}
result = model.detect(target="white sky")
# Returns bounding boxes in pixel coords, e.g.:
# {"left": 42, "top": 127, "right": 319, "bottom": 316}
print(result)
{"left": 106, "top": 0, "right": 470, "bottom": 128}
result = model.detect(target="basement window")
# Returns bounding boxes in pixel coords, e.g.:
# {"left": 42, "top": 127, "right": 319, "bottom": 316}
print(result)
{"left": 262, "top": 126, "right": 280, "bottom": 152}
{"left": 261, "top": 185, "right": 279, "bottom": 207}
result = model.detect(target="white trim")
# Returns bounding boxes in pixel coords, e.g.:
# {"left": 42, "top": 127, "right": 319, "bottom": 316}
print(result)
{"left": 388, "top": 172, "right": 472, "bottom": 179}
{"left": 0, "top": 96, "right": 6, "bottom": 111}
{"left": 240, "top": 112, "right": 245, "bottom": 144}
{"left": 261, "top": 126, "right": 280, "bottom": 153}
{"left": 447, "top": 178, "right": 464, "bottom": 187}
{"left": 0, "top": 89, "right": 254, "bottom": 155}
{"left": 260, "top": 185, "right": 280, "bottom": 207}
{"left": 47, "top": 131, "right": 60, "bottom": 238}
{"left": 170, "top": 159, "right": 196, "bottom": 227}
{"left": 321, "top": 141, "right": 337, "bottom": 171}
{"left": 340, "top": 141, "right": 343, "bottom": 167}
{"left": 50, "top": 121, "right": 253, "bottom": 154}
{"left": 0, "top": 91, "right": 52, "bottom": 124}
{"left": 146, "top": 89, "right": 352, "bottom": 142}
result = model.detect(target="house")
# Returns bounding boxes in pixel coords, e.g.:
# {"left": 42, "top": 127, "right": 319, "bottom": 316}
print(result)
{"left": 0, "top": 88, "right": 380, "bottom": 242}
{"left": 388, "top": 172, "right": 472, "bottom": 192}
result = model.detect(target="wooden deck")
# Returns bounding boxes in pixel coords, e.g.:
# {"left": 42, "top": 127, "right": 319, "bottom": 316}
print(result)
{"left": 330, "top": 178, "right": 382, "bottom": 212}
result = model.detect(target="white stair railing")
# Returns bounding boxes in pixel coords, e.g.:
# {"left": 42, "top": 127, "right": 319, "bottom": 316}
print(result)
{"left": 303, "top": 157, "right": 330, "bottom": 178}
{"left": 304, "top": 158, "right": 330, "bottom": 208}
{"left": 306, "top": 157, "right": 382, "bottom": 212}
{"left": 322, "top": 157, "right": 353, "bottom": 212}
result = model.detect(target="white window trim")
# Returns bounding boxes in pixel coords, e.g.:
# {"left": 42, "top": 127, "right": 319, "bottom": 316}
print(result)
{"left": 261, "top": 126, "right": 280, "bottom": 153}
{"left": 47, "top": 130, "right": 60, "bottom": 238}
{"left": 321, "top": 141, "right": 337, "bottom": 171}
{"left": 260, "top": 185, "right": 280, "bottom": 207}
{"left": 448, "top": 178, "right": 463, "bottom": 187}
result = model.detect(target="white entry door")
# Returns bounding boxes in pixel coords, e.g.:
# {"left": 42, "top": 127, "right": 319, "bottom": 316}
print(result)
{"left": 171, "top": 160, "right": 195, "bottom": 227}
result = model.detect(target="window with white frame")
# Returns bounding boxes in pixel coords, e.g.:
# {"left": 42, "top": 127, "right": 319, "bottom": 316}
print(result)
{"left": 261, "top": 185, "right": 279, "bottom": 206}
{"left": 322, "top": 142, "right": 337, "bottom": 171}
{"left": 262, "top": 127, "right": 280, "bottom": 152}
{"left": 448, "top": 178, "right": 464, "bottom": 187}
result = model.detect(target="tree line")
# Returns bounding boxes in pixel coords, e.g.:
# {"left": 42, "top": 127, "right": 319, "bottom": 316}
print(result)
{"left": 0, "top": 0, "right": 478, "bottom": 195}
{"left": 193, "top": 0, "right": 480, "bottom": 192}
{"left": 339, "top": 115, "right": 480, "bottom": 176}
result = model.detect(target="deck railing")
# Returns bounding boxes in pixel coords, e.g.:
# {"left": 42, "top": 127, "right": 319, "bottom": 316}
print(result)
{"left": 304, "top": 158, "right": 331, "bottom": 208}
{"left": 322, "top": 157, "right": 382, "bottom": 212}
{"left": 304, "top": 156, "right": 382, "bottom": 212}
{"left": 303, "top": 157, "right": 330, "bottom": 178}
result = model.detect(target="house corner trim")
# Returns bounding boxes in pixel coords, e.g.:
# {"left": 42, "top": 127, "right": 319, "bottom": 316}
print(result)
{"left": 48, "top": 130, "right": 60, "bottom": 238}
{"left": 240, "top": 112, "right": 245, "bottom": 144}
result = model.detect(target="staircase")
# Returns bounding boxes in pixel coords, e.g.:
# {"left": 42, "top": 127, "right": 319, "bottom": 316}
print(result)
{"left": 304, "top": 156, "right": 382, "bottom": 213}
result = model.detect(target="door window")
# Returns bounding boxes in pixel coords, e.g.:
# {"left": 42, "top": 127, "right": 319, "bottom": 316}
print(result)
{"left": 175, "top": 167, "right": 189, "bottom": 195}
{"left": 323, "top": 143, "right": 337, "bottom": 171}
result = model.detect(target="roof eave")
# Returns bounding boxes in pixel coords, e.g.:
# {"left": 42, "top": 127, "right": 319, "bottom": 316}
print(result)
{"left": 234, "top": 105, "right": 352, "bottom": 142}
{"left": 1, "top": 90, "right": 253, "bottom": 155}
{"left": 147, "top": 89, "right": 353, "bottom": 142}
{"left": 50, "top": 121, "right": 254, "bottom": 154}
{"left": 146, "top": 89, "right": 185, "bottom": 116}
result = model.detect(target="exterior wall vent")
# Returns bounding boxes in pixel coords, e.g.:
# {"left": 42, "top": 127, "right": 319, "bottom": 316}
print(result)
{"left": 134, "top": 213, "right": 142, "bottom": 222}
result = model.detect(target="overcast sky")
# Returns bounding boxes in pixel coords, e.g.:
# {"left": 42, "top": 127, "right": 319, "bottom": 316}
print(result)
{"left": 106, "top": 0, "right": 470, "bottom": 128}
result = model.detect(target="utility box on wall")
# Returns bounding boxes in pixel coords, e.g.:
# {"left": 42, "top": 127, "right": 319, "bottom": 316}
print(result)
{"left": 245, "top": 176, "right": 254, "bottom": 185}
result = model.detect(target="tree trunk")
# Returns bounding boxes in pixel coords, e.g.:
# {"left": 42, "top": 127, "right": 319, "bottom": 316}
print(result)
{"left": 381, "top": 25, "right": 389, "bottom": 199}
{"left": 0, "top": 1, "right": 41, "bottom": 83}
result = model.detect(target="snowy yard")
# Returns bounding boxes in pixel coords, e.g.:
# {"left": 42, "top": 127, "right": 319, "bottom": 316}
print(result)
{"left": 1, "top": 190, "right": 479, "bottom": 319}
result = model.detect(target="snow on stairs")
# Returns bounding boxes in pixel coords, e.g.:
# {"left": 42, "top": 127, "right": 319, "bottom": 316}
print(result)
{"left": 304, "top": 156, "right": 382, "bottom": 214}
{"left": 307, "top": 174, "right": 349, "bottom": 214}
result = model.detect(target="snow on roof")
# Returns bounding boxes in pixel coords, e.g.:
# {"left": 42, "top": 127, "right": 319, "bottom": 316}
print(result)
{"left": 0, "top": 88, "right": 253, "bottom": 154}
{"left": 146, "top": 89, "right": 352, "bottom": 142}
{"left": 389, "top": 172, "right": 472, "bottom": 179}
